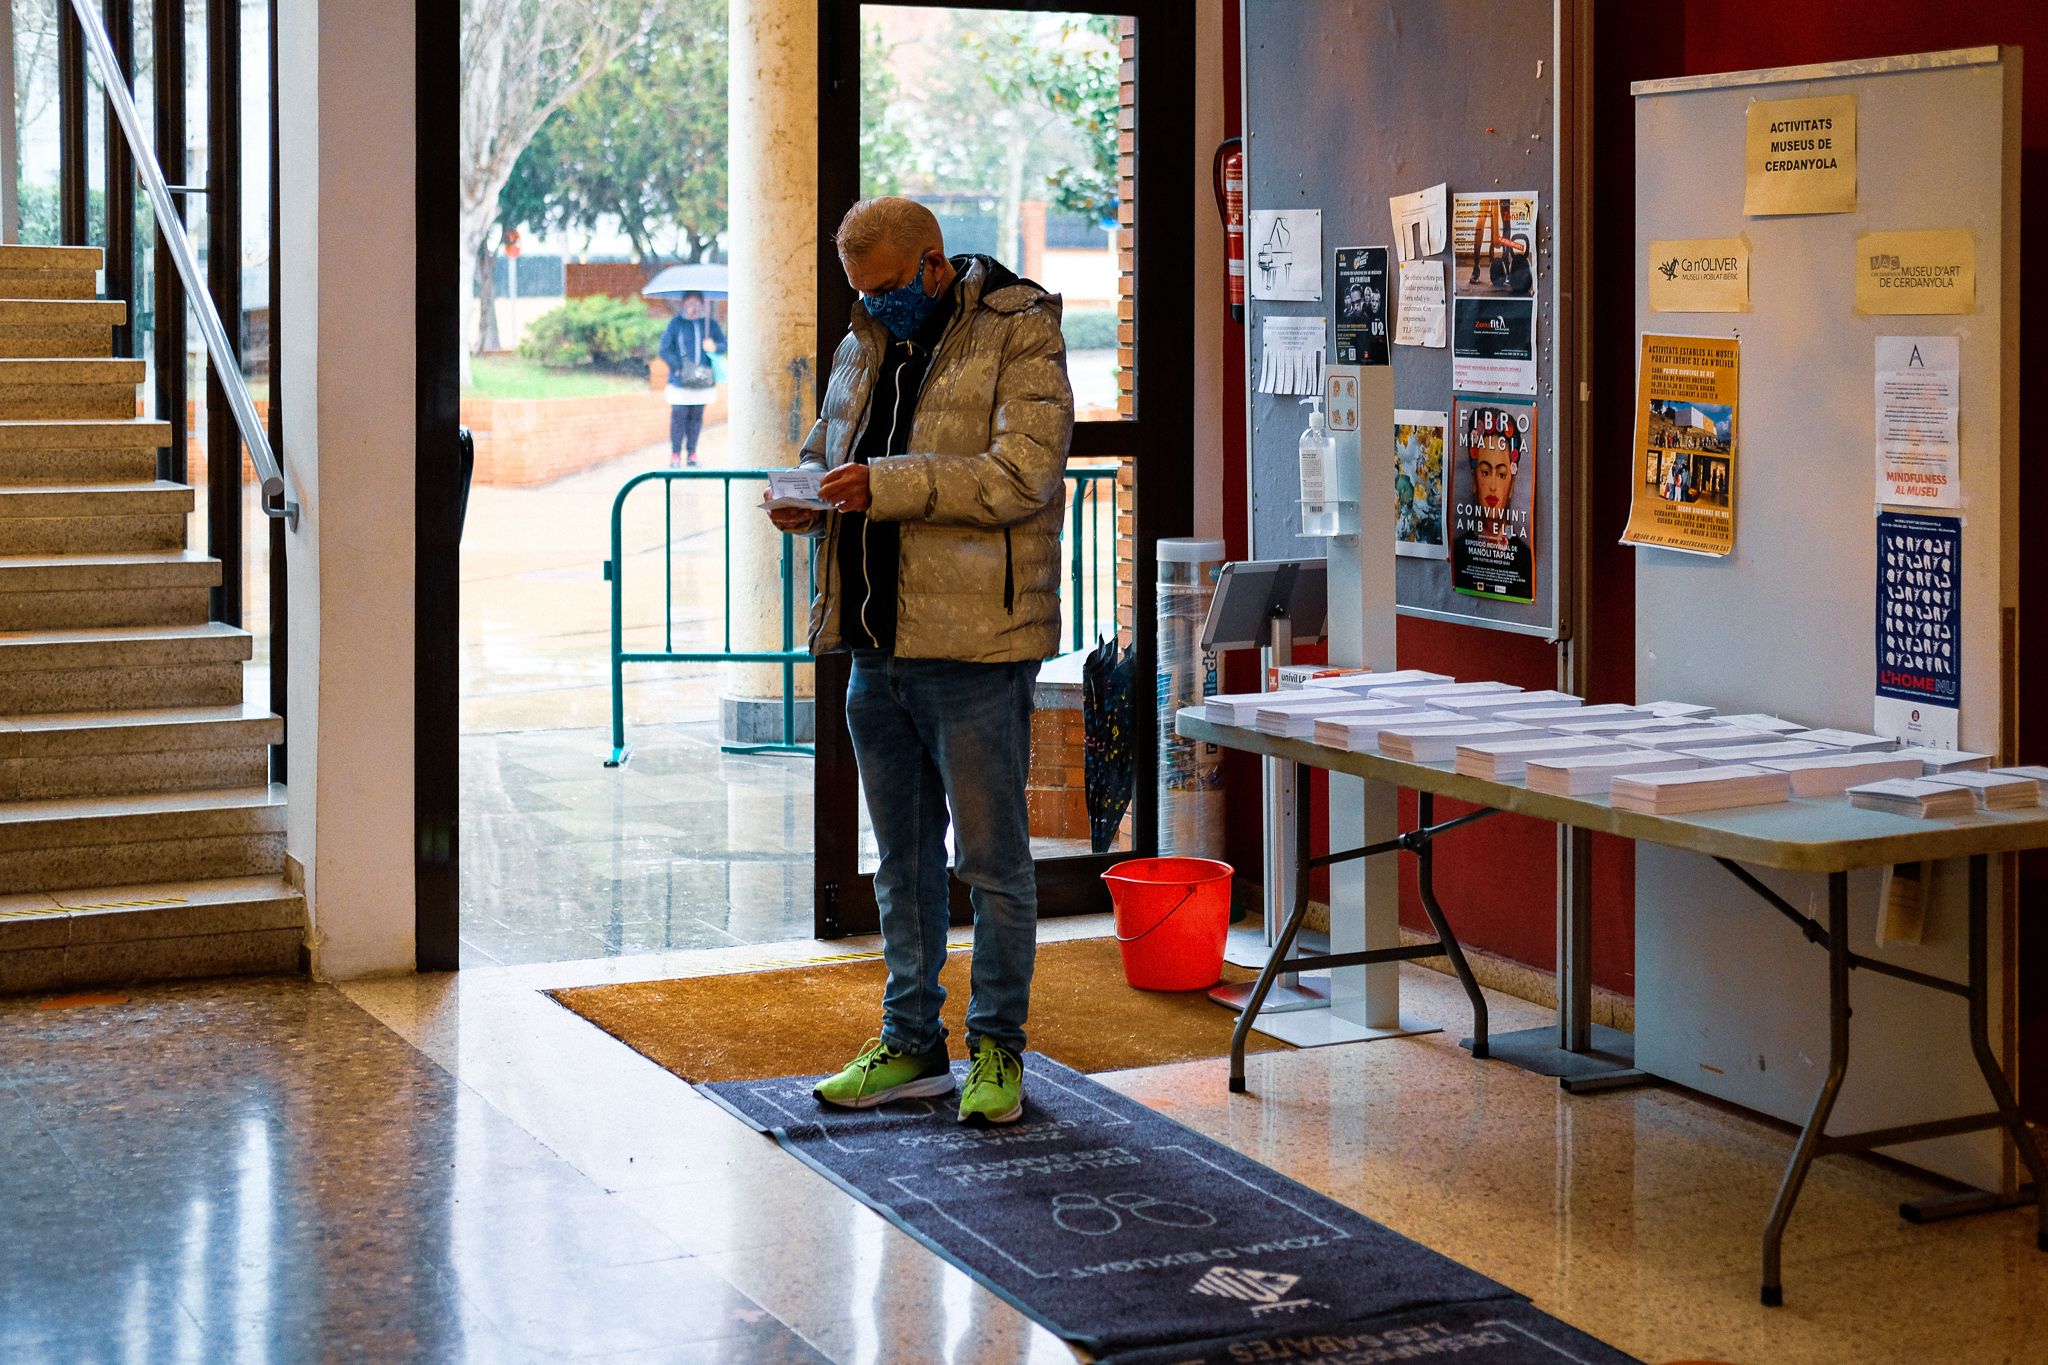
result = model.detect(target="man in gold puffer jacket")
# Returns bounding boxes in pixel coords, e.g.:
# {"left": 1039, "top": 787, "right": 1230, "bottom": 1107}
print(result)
{"left": 768, "top": 198, "right": 1072, "bottom": 1127}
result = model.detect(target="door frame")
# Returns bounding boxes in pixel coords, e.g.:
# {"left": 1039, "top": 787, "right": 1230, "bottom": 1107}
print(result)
{"left": 812, "top": 0, "right": 1196, "bottom": 937}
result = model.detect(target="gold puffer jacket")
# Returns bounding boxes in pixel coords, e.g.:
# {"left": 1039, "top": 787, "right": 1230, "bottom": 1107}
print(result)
{"left": 798, "top": 256, "right": 1074, "bottom": 663}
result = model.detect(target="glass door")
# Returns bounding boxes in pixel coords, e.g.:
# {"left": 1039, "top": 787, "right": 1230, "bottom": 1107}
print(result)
{"left": 812, "top": 0, "right": 1193, "bottom": 937}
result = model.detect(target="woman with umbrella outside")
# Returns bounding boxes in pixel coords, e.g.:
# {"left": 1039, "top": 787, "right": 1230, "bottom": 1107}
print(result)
{"left": 659, "top": 290, "right": 724, "bottom": 468}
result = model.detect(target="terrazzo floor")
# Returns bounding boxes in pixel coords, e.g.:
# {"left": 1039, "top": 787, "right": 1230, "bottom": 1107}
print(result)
{"left": 5, "top": 931, "right": 2045, "bottom": 1363}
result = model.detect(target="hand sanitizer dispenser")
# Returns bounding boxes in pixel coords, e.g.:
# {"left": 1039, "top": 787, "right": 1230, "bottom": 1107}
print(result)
{"left": 1298, "top": 393, "right": 1356, "bottom": 537}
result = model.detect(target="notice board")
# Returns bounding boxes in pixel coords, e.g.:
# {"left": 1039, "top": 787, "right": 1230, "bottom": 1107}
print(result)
{"left": 1242, "top": 0, "right": 1564, "bottom": 638}
{"left": 1630, "top": 49, "right": 2020, "bottom": 1190}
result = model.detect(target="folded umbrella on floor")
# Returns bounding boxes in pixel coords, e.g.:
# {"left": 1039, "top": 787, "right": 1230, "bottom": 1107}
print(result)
{"left": 1083, "top": 635, "right": 1135, "bottom": 853}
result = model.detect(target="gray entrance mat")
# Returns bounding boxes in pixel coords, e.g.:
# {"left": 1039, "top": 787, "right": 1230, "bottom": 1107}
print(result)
{"left": 1095, "top": 1299, "right": 1641, "bottom": 1363}
{"left": 704, "top": 1055, "right": 1634, "bottom": 1360}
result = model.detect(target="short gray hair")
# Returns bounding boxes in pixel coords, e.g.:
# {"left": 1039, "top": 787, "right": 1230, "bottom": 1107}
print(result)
{"left": 835, "top": 197, "right": 943, "bottom": 264}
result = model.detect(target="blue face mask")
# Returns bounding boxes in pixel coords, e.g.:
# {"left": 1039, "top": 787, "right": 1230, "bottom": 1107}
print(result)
{"left": 861, "top": 257, "right": 938, "bottom": 341}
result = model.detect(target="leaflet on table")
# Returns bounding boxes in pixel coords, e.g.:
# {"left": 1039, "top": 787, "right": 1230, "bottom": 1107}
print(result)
{"left": 1449, "top": 396, "right": 1537, "bottom": 604}
{"left": 1621, "top": 333, "right": 1739, "bottom": 556}
{"left": 1874, "top": 336, "right": 1960, "bottom": 508}
{"left": 764, "top": 466, "right": 831, "bottom": 510}
{"left": 1873, "top": 510, "right": 1961, "bottom": 749}
{"left": 1450, "top": 192, "right": 1539, "bottom": 395}
{"left": 1331, "top": 247, "right": 1389, "bottom": 366}
{"left": 1392, "top": 409, "right": 1448, "bottom": 560}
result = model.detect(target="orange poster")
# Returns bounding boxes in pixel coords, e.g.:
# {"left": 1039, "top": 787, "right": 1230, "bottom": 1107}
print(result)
{"left": 1622, "top": 334, "right": 1740, "bottom": 557}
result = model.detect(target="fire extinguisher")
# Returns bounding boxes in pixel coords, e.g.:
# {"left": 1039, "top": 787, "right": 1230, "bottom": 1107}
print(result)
{"left": 1212, "top": 137, "right": 1245, "bottom": 323}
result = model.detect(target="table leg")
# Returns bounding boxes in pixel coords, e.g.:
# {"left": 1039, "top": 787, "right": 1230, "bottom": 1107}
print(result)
{"left": 1414, "top": 792, "right": 1488, "bottom": 1059}
{"left": 1761, "top": 869, "right": 1852, "bottom": 1307}
{"left": 1958, "top": 854, "right": 2048, "bottom": 1252}
{"left": 1230, "top": 760, "right": 1317, "bottom": 1094}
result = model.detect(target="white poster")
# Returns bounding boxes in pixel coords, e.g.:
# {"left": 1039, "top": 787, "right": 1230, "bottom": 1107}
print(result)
{"left": 1389, "top": 182, "right": 1447, "bottom": 262}
{"left": 1248, "top": 209, "right": 1323, "bottom": 301}
{"left": 1393, "top": 260, "right": 1447, "bottom": 348}
{"left": 1874, "top": 335, "right": 1960, "bottom": 508}
{"left": 1257, "top": 316, "right": 1325, "bottom": 396}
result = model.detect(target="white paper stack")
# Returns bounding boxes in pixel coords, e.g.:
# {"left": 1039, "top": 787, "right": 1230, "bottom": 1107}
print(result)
{"left": 1547, "top": 716, "right": 1706, "bottom": 738}
{"left": 1303, "top": 668, "right": 1451, "bottom": 694}
{"left": 1715, "top": 713, "right": 1806, "bottom": 735}
{"left": 1377, "top": 720, "right": 1540, "bottom": 763}
{"left": 1256, "top": 697, "right": 1407, "bottom": 738}
{"left": 1619, "top": 725, "right": 1787, "bottom": 752}
{"left": 1892, "top": 747, "right": 1993, "bottom": 775}
{"left": 1431, "top": 689, "right": 1583, "bottom": 719}
{"left": 1455, "top": 735, "right": 1629, "bottom": 780}
{"left": 1312, "top": 710, "right": 1456, "bottom": 752}
{"left": 1679, "top": 740, "right": 1832, "bottom": 765}
{"left": 1924, "top": 771, "right": 2043, "bottom": 811}
{"left": 1785, "top": 728, "right": 1898, "bottom": 753}
{"left": 1204, "top": 692, "right": 1278, "bottom": 726}
{"left": 1847, "top": 778, "right": 1979, "bottom": 819}
{"left": 1367, "top": 679, "right": 1520, "bottom": 705}
{"left": 1753, "top": 751, "right": 1923, "bottom": 798}
{"left": 1525, "top": 751, "right": 1701, "bottom": 797}
{"left": 1640, "top": 701, "right": 1718, "bottom": 720}
{"left": 1995, "top": 765, "right": 2048, "bottom": 784}
{"left": 1610, "top": 764, "right": 1791, "bottom": 815}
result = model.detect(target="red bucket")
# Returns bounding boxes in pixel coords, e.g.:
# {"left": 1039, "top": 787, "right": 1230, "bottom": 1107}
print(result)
{"left": 1101, "top": 857, "right": 1234, "bottom": 991}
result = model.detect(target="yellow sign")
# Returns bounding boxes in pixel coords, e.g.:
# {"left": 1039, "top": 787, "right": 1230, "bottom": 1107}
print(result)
{"left": 1744, "top": 95, "right": 1856, "bottom": 216}
{"left": 1622, "top": 334, "right": 1740, "bottom": 557}
{"left": 1648, "top": 237, "right": 1749, "bottom": 313}
{"left": 1856, "top": 230, "right": 1975, "bottom": 315}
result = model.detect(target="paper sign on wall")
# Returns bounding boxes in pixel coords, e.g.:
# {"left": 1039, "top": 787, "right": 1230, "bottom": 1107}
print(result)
{"left": 1450, "top": 193, "right": 1539, "bottom": 394}
{"left": 1875, "top": 336, "right": 1960, "bottom": 508}
{"left": 1248, "top": 209, "right": 1322, "bottom": 301}
{"left": 1744, "top": 94, "right": 1856, "bottom": 216}
{"left": 1874, "top": 510, "right": 1961, "bottom": 749}
{"left": 1389, "top": 183, "right": 1447, "bottom": 262}
{"left": 1332, "top": 247, "right": 1390, "bottom": 365}
{"left": 1648, "top": 237, "right": 1749, "bottom": 313}
{"left": 1394, "top": 260, "right": 1447, "bottom": 348}
{"left": 1622, "top": 334, "right": 1740, "bottom": 557}
{"left": 1393, "top": 409, "right": 1449, "bottom": 560}
{"left": 1257, "top": 316, "right": 1325, "bottom": 396}
{"left": 1450, "top": 396, "right": 1538, "bottom": 604}
{"left": 1855, "top": 230, "right": 1975, "bottom": 315}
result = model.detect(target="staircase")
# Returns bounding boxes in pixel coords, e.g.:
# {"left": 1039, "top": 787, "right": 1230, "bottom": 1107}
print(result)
{"left": 0, "top": 245, "right": 302, "bottom": 994}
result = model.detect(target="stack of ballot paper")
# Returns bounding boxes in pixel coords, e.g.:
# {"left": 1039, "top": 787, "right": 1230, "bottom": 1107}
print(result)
{"left": 1312, "top": 710, "right": 1454, "bottom": 752}
{"left": 1368, "top": 680, "right": 1519, "bottom": 705}
{"left": 1785, "top": 728, "right": 1897, "bottom": 752}
{"left": 1610, "top": 764, "right": 1791, "bottom": 814}
{"left": 1848, "top": 778, "right": 1979, "bottom": 819}
{"left": 1505, "top": 703, "right": 1636, "bottom": 728}
{"left": 1455, "top": 735, "right": 1628, "bottom": 780}
{"left": 1892, "top": 747, "right": 1993, "bottom": 775}
{"left": 1678, "top": 740, "right": 1830, "bottom": 765}
{"left": 1377, "top": 720, "right": 1539, "bottom": 763}
{"left": 1547, "top": 715, "right": 1706, "bottom": 738}
{"left": 1525, "top": 751, "right": 1701, "bottom": 796}
{"left": 1753, "top": 751, "right": 1923, "bottom": 798}
{"left": 1714, "top": 713, "right": 1806, "bottom": 735}
{"left": 1256, "top": 697, "right": 1404, "bottom": 738}
{"left": 1304, "top": 669, "right": 1450, "bottom": 693}
{"left": 1995, "top": 765, "right": 2048, "bottom": 784}
{"left": 1618, "top": 725, "right": 1785, "bottom": 752}
{"left": 1430, "top": 690, "right": 1582, "bottom": 719}
{"left": 1924, "top": 771, "right": 2043, "bottom": 810}
{"left": 1640, "top": 701, "right": 1717, "bottom": 720}
{"left": 1203, "top": 692, "right": 1276, "bottom": 726}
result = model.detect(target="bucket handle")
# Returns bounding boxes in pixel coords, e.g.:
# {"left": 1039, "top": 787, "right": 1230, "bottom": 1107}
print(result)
{"left": 1113, "top": 884, "right": 1200, "bottom": 944}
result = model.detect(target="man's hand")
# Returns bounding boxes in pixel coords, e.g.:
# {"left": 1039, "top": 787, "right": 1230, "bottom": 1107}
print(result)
{"left": 760, "top": 489, "right": 817, "bottom": 533}
{"left": 820, "top": 463, "right": 872, "bottom": 514}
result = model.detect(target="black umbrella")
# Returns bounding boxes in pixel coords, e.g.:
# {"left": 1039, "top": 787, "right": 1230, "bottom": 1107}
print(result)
{"left": 1082, "top": 634, "right": 1136, "bottom": 854}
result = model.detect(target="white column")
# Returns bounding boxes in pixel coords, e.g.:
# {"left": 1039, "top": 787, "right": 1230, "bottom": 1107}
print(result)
{"left": 278, "top": 0, "right": 417, "bottom": 978}
{"left": 724, "top": 0, "right": 818, "bottom": 722}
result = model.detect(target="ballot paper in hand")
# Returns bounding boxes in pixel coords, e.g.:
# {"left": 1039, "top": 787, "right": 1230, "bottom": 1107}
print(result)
{"left": 765, "top": 466, "right": 831, "bottom": 511}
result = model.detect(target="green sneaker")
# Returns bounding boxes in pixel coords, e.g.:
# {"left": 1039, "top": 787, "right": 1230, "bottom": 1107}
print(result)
{"left": 957, "top": 1040, "right": 1024, "bottom": 1126}
{"left": 812, "top": 1038, "right": 954, "bottom": 1109}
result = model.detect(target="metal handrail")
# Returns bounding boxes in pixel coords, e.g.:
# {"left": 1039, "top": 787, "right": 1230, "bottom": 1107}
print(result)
{"left": 65, "top": 0, "right": 296, "bottom": 528}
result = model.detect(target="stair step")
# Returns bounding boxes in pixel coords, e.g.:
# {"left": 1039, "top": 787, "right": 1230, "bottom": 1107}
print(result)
{"left": 0, "top": 271, "right": 98, "bottom": 301}
{"left": 0, "top": 419, "right": 171, "bottom": 452}
{"left": 0, "top": 481, "right": 191, "bottom": 553}
{"left": 0, "top": 698, "right": 278, "bottom": 799}
{"left": 0, "top": 446, "right": 162, "bottom": 486}
{"left": 0, "top": 359, "right": 146, "bottom": 420}
{"left": 0, "top": 299, "right": 124, "bottom": 360}
{"left": 0, "top": 872, "right": 302, "bottom": 993}
{"left": 0, "top": 621, "right": 250, "bottom": 711}
{"left": 0, "top": 550, "right": 219, "bottom": 629}
{"left": 0, "top": 783, "right": 286, "bottom": 895}
{"left": 0, "top": 246, "right": 105, "bottom": 272}
{"left": 0, "top": 359, "right": 146, "bottom": 386}
{"left": 0, "top": 299, "right": 126, "bottom": 327}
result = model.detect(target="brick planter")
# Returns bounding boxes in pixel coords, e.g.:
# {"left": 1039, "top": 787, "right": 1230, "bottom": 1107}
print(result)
{"left": 459, "top": 365, "right": 729, "bottom": 488}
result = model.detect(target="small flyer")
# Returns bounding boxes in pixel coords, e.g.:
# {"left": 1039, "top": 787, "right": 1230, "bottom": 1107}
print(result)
{"left": 1622, "top": 334, "right": 1740, "bottom": 556}
{"left": 1450, "top": 396, "right": 1538, "bottom": 603}
{"left": 1874, "top": 510, "right": 1961, "bottom": 749}
{"left": 1874, "top": 335, "right": 1960, "bottom": 508}
{"left": 1393, "top": 409, "right": 1449, "bottom": 560}
{"left": 1394, "top": 259, "right": 1447, "bottom": 348}
{"left": 1451, "top": 298, "right": 1537, "bottom": 394}
{"left": 1332, "top": 247, "right": 1390, "bottom": 366}
{"left": 1248, "top": 208, "right": 1323, "bottom": 301}
{"left": 1450, "top": 193, "right": 1538, "bottom": 297}
{"left": 1647, "top": 237, "right": 1750, "bottom": 313}
{"left": 1855, "top": 230, "right": 1975, "bottom": 316}
{"left": 1389, "top": 182, "right": 1448, "bottom": 262}
{"left": 1744, "top": 94, "right": 1856, "bottom": 216}
{"left": 1257, "top": 316, "right": 1325, "bottom": 396}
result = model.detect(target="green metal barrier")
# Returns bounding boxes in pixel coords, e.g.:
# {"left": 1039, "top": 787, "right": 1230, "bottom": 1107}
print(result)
{"left": 604, "top": 465, "right": 1120, "bottom": 767}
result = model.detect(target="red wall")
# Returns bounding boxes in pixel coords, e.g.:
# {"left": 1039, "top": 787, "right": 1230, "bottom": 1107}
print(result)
{"left": 1215, "top": 4, "right": 2044, "bottom": 1087}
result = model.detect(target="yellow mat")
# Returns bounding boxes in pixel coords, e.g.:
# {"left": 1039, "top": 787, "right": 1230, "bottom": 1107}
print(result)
{"left": 551, "top": 935, "right": 1290, "bottom": 1081}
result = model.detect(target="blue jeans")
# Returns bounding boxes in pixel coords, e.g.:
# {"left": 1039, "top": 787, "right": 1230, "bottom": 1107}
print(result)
{"left": 846, "top": 652, "right": 1040, "bottom": 1057}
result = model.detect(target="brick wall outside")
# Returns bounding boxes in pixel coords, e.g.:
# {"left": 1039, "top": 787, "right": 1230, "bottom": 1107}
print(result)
{"left": 1114, "top": 20, "right": 1138, "bottom": 639}
{"left": 1028, "top": 684, "right": 1089, "bottom": 841}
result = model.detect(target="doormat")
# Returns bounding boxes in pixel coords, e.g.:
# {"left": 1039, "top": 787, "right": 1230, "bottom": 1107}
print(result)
{"left": 1093, "top": 1299, "right": 1641, "bottom": 1364}
{"left": 703, "top": 1054, "right": 1638, "bottom": 1362}
{"left": 552, "top": 935, "right": 1289, "bottom": 1081}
